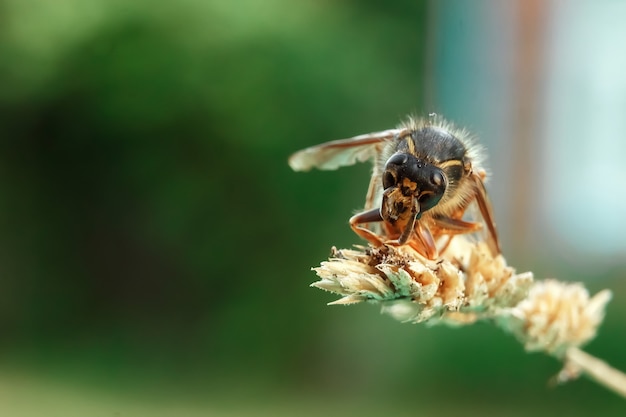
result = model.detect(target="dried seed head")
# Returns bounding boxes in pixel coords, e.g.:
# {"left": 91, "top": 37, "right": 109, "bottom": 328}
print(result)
{"left": 309, "top": 236, "right": 620, "bottom": 395}
{"left": 311, "top": 237, "right": 611, "bottom": 360}
{"left": 503, "top": 280, "right": 612, "bottom": 355}
{"left": 311, "top": 237, "right": 533, "bottom": 324}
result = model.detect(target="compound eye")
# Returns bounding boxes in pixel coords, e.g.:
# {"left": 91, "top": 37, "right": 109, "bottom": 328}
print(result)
{"left": 431, "top": 171, "right": 444, "bottom": 187}
{"left": 418, "top": 169, "right": 446, "bottom": 212}
{"left": 383, "top": 171, "right": 396, "bottom": 189}
{"left": 418, "top": 192, "right": 441, "bottom": 212}
{"left": 386, "top": 153, "right": 408, "bottom": 167}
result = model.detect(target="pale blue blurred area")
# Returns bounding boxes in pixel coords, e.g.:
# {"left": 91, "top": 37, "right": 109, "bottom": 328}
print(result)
{"left": 432, "top": 0, "right": 626, "bottom": 261}
{"left": 542, "top": 0, "right": 626, "bottom": 256}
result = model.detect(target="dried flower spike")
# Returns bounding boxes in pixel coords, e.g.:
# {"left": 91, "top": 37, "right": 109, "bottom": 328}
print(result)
{"left": 312, "top": 237, "right": 533, "bottom": 324}
{"left": 504, "top": 280, "right": 612, "bottom": 355}
{"left": 310, "top": 235, "right": 625, "bottom": 398}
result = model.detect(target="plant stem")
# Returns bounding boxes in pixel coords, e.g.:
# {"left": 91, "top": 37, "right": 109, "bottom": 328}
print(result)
{"left": 563, "top": 347, "right": 626, "bottom": 398}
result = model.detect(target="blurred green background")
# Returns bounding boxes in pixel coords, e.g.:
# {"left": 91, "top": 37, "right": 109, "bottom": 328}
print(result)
{"left": 1, "top": 0, "right": 625, "bottom": 416}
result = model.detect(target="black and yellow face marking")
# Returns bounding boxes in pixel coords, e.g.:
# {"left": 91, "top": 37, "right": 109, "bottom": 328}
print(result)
{"left": 437, "top": 159, "right": 464, "bottom": 170}
{"left": 403, "top": 134, "right": 417, "bottom": 156}
{"left": 380, "top": 151, "right": 448, "bottom": 242}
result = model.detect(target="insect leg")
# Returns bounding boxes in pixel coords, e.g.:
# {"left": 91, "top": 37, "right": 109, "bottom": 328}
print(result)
{"left": 432, "top": 216, "right": 483, "bottom": 235}
{"left": 349, "top": 208, "right": 386, "bottom": 246}
{"left": 469, "top": 172, "right": 501, "bottom": 256}
{"left": 405, "top": 221, "right": 438, "bottom": 260}
{"left": 431, "top": 216, "right": 483, "bottom": 255}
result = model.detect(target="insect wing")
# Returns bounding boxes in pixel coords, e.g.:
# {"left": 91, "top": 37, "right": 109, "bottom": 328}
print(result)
{"left": 288, "top": 129, "right": 405, "bottom": 172}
